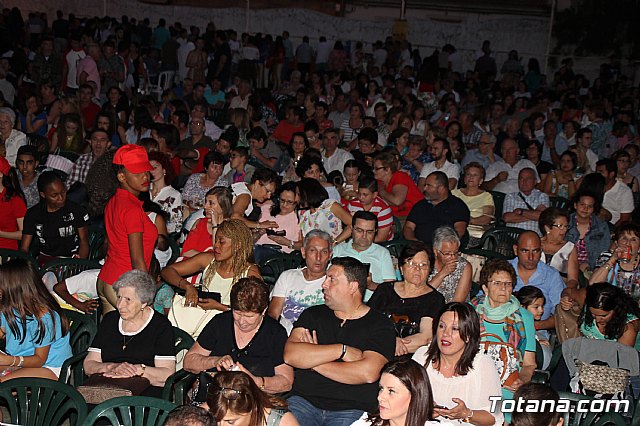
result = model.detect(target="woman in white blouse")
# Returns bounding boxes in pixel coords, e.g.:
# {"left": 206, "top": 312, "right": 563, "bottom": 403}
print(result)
{"left": 412, "top": 302, "right": 503, "bottom": 426}
{"left": 149, "top": 151, "right": 183, "bottom": 234}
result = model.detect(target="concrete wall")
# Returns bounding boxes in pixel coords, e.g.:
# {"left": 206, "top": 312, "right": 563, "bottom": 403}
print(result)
{"left": 8, "top": 0, "right": 603, "bottom": 79}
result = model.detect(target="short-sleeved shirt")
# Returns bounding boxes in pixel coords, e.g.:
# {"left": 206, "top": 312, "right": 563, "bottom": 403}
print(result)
{"left": 1, "top": 310, "right": 72, "bottom": 368}
{"left": 181, "top": 218, "right": 212, "bottom": 254}
{"left": 485, "top": 159, "right": 539, "bottom": 194}
{"left": 88, "top": 310, "right": 175, "bottom": 366}
{"left": 332, "top": 242, "right": 396, "bottom": 285}
{"left": 510, "top": 258, "right": 565, "bottom": 323}
{"left": 346, "top": 197, "right": 394, "bottom": 240}
{"left": 23, "top": 201, "right": 89, "bottom": 257}
{"left": 0, "top": 191, "right": 27, "bottom": 250}
{"left": 98, "top": 189, "right": 159, "bottom": 285}
{"left": 419, "top": 160, "right": 461, "bottom": 183}
{"left": 271, "top": 268, "right": 325, "bottom": 335}
{"left": 407, "top": 195, "right": 470, "bottom": 246}
{"left": 603, "top": 180, "right": 634, "bottom": 224}
{"left": 291, "top": 304, "right": 395, "bottom": 412}
{"left": 451, "top": 189, "right": 494, "bottom": 239}
{"left": 383, "top": 171, "right": 423, "bottom": 217}
{"left": 197, "top": 311, "right": 287, "bottom": 377}
{"left": 503, "top": 189, "right": 550, "bottom": 235}
{"left": 368, "top": 282, "right": 445, "bottom": 325}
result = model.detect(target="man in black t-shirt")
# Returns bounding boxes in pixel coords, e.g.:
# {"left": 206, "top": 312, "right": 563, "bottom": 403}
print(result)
{"left": 404, "top": 171, "right": 470, "bottom": 247}
{"left": 284, "top": 257, "right": 395, "bottom": 425}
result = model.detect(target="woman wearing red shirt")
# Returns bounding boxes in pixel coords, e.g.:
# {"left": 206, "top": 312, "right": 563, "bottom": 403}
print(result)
{"left": 97, "top": 145, "right": 158, "bottom": 313}
{"left": 0, "top": 157, "right": 26, "bottom": 250}
{"left": 373, "top": 151, "right": 423, "bottom": 221}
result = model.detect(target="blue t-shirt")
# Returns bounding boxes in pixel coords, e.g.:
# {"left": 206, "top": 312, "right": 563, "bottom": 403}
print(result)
{"left": 1, "top": 310, "right": 72, "bottom": 368}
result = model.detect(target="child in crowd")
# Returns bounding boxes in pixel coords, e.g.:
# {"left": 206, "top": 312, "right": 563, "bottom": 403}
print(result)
{"left": 516, "top": 286, "right": 551, "bottom": 369}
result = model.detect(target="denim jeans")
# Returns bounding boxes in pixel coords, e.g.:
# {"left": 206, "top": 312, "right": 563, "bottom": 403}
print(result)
{"left": 287, "top": 395, "right": 364, "bottom": 426}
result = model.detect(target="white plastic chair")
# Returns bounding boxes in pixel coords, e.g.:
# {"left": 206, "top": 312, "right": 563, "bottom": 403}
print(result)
{"left": 149, "top": 70, "right": 175, "bottom": 101}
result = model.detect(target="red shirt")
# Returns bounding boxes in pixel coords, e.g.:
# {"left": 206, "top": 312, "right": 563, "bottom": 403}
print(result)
{"left": 181, "top": 218, "right": 212, "bottom": 254}
{"left": 0, "top": 190, "right": 26, "bottom": 249}
{"left": 81, "top": 102, "right": 101, "bottom": 131}
{"left": 272, "top": 121, "right": 304, "bottom": 145}
{"left": 383, "top": 171, "right": 423, "bottom": 217}
{"left": 347, "top": 196, "right": 394, "bottom": 240}
{"left": 99, "top": 189, "right": 158, "bottom": 285}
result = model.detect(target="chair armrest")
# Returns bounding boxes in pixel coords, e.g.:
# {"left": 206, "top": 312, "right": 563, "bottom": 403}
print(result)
{"left": 161, "top": 369, "right": 197, "bottom": 404}
{"left": 59, "top": 352, "right": 89, "bottom": 386}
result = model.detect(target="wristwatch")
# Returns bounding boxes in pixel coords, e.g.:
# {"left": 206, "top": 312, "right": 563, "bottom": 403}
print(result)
{"left": 139, "top": 364, "right": 146, "bottom": 377}
{"left": 289, "top": 240, "right": 295, "bottom": 249}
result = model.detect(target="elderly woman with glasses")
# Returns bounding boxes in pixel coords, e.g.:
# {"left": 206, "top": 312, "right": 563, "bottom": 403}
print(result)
{"left": 0, "top": 107, "right": 27, "bottom": 165}
{"left": 185, "top": 277, "right": 294, "bottom": 399}
{"left": 182, "top": 151, "right": 228, "bottom": 217}
{"left": 429, "top": 226, "right": 472, "bottom": 304}
{"left": 539, "top": 207, "right": 579, "bottom": 289}
{"left": 473, "top": 259, "right": 537, "bottom": 404}
{"left": 84, "top": 270, "right": 176, "bottom": 395}
{"left": 590, "top": 223, "right": 640, "bottom": 298}
{"left": 368, "top": 241, "right": 445, "bottom": 357}
{"left": 206, "top": 371, "right": 298, "bottom": 425}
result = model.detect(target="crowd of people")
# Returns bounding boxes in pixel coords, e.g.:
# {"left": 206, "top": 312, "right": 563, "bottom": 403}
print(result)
{"left": 1, "top": 6, "right": 640, "bottom": 426}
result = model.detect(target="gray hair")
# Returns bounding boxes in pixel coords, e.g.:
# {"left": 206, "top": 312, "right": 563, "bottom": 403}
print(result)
{"left": 112, "top": 270, "right": 156, "bottom": 306}
{"left": 0, "top": 107, "right": 16, "bottom": 125}
{"left": 304, "top": 229, "right": 333, "bottom": 250}
{"left": 432, "top": 226, "right": 460, "bottom": 251}
{"left": 479, "top": 132, "right": 496, "bottom": 144}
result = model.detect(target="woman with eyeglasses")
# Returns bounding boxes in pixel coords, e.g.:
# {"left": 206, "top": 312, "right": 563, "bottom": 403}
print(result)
{"left": 590, "top": 223, "right": 640, "bottom": 298}
{"left": 613, "top": 150, "right": 640, "bottom": 193}
{"left": 428, "top": 226, "right": 472, "bottom": 304}
{"left": 206, "top": 370, "right": 298, "bottom": 425}
{"left": 412, "top": 302, "right": 502, "bottom": 426}
{"left": 368, "top": 242, "right": 445, "bottom": 357}
{"left": 254, "top": 182, "right": 302, "bottom": 263}
{"left": 538, "top": 207, "right": 579, "bottom": 289}
{"left": 185, "top": 278, "right": 294, "bottom": 399}
{"left": 473, "top": 259, "right": 537, "bottom": 408}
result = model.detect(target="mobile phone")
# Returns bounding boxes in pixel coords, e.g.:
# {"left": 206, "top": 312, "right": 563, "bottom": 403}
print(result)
{"left": 443, "top": 113, "right": 451, "bottom": 121}
{"left": 197, "top": 288, "right": 221, "bottom": 302}
{"left": 266, "top": 229, "right": 286, "bottom": 237}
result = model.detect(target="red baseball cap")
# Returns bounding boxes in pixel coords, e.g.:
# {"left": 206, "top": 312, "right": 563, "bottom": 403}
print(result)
{"left": 113, "top": 145, "right": 153, "bottom": 174}
{"left": 0, "top": 156, "right": 10, "bottom": 176}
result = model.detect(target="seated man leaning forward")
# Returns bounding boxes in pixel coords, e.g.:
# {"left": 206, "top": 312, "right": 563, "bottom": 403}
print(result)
{"left": 284, "top": 256, "right": 396, "bottom": 426}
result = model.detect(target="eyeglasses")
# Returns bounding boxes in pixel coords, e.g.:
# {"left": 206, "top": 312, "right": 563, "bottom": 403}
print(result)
{"left": 551, "top": 224, "right": 569, "bottom": 230}
{"left": 373, "top": 166, "right": 386, "bottom": 171}
{"left": 279, "top": 199, "right": 297, "bottom": 205}
{"left": 619, "top": 237, "right": 640, "bottom": 245}
{"left": 260, "top": 183, "right": 274, "bottom": 195}
{"left": 354, "top": 227, "right": 376, "bottom": 236}
{"left": 488, "top": 280, "right": 513, "bottom": 288}
{"left": 208, "top": 386, "right": 245, "bottom": 400}
{"left": 190, "top": 121, "right": 204, "bottom": 126}
{"left": 405, "top": 260, "right": 429, "bottom": 270}
{"left": 438, "top": 250, "right": 459, "bottom": 258}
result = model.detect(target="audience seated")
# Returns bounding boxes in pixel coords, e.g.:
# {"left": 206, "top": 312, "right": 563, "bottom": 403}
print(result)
{"left": 429, "top": 226, "right": 472, "bottom": 303}
{"left": 502, "top": 167, "right": 549, "bottom": 235}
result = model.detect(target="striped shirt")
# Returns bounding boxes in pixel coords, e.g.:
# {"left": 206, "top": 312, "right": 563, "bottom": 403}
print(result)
{"left": 347, "top": 196, "right": 394, "bottom": 240}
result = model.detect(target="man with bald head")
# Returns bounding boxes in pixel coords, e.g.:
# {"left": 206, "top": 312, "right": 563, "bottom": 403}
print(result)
{"left": 502, "top": 168, "right": 549, "bottom": 235}
{"left": 511, "top": 231, "right": 566, "bottom": 332}
{"left": 483, "top": 138, "right": 538, "bottom": 193}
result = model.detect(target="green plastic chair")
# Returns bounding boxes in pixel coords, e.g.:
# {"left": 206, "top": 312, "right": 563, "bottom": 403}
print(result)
{"left": 161, "top": 326, "right": 197, "bottom": 404}
{"left": 463, "top": 226, "right": 523, "bottom": 260}
{"left": 88, "top": 228, "right": 107, "bottom": 261}
{"left": 0, "top": 377, "right": 88, "bottom": 426}
{"left": 0, "top": 248, "right": 39, "bottom": 267}
{"left": 259, "top": 252, "right": 304, "bottom": 286}
{"left": 58, "top": 309, "right": 98, "bottom": 386}
{"left": 557, "top": 390, "right": 628, "bottom": 426}
{"left": 489, "top": 190, "right": 506, "bottom": 226}
{"left": 381, "top": 239, "right": 411, "bottom": 260}
{"left": 41, "top": 258, "right": 102, "bottom": 282}
{"left": 549, "top": 196, "right": 572, "bottom": 210}
{"left": 82, "top": 396, "right": 177, "bottom": 426}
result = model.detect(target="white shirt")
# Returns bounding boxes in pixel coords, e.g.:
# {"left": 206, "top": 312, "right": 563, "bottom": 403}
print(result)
{"left": 316, "top": 41, "right": 332, "bottom": 64}
{"left": 65, "top": 49, "right": 86, "bottom": 89}
{"left": 485, "top": 159, "right": 539, "bottom": 194}
{"left": 322, "top": 148, "right": 354, "bottom": 175}
{"left": 412, "top": 348, "right": 504, "bottom": 426}
{"left": 0, "top": 79, "right": 15, "bottom": 105}
{"left": 177, "top": 41, "right": 195, "bottom": 81}
{"left": 3, "top": 129, "right": 27, "bottom": 165}
{"left": 271, "top": 268, "right": 325, "bottom": 335}
{"left": 603, "top": 180, "right": 634, "bottom": 224}
{"left": 419, "top": 159, "right": 461, "bottom": 182}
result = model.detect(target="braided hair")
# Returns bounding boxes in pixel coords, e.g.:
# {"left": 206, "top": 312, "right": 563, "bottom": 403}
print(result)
{"left": 203, "top": 219, "right": 255, "bottom": 286}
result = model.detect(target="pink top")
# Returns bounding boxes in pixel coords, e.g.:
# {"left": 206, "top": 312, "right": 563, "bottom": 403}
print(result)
{"left": 76, "top": 56, "right": 101, "bottom": 95}
{"left": 255, "top": 205, "right": 300, "bottom": 253}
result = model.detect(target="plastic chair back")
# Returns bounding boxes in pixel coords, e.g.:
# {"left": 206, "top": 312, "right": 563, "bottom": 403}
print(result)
{"left": 0, "top": 377, "right": 88, "bottom": 426}
{"left": 82, "top": 396, "right": 177, "bottom": 426}
{"left": 42, "top": 258, "right": 102, "bottom": 282}
{"left": 260, "top": 252, "right": 303, "bottom": 286}
{"left": 0, "top": 248, "right": 39, "bottom": 267}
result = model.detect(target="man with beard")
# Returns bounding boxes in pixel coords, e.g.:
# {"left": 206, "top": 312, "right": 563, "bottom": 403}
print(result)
{"left": 418, "top": 137, "right": 461, "bottom": 190}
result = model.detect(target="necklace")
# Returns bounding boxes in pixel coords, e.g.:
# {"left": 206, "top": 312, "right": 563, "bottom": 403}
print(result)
{"left": 122, "top": 334, "right": 136, "bottom": 351}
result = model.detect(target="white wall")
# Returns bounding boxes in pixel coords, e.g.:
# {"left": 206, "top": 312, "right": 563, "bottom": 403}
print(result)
{"left": 7, "top": 0, "right": 590, "bottom": 78}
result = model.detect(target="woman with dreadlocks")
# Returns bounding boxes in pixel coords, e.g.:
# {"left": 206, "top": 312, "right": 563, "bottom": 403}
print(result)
{"left": 161, "top": 219, "right": 262, "bottom": 337}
